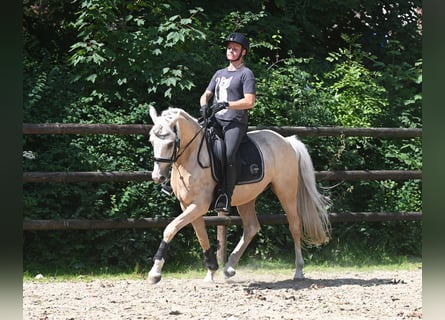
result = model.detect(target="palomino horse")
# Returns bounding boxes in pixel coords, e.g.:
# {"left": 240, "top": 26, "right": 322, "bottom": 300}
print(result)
{"left": 147, "top": 106, "right": 330, "bottom": 284}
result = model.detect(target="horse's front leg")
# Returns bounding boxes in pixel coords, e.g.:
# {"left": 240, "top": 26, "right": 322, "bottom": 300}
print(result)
{"left": 148, "top": 203, "right": 207, "bottom": 284}
{"left": 191, "top": 216, "right": 219, "bottom": 283}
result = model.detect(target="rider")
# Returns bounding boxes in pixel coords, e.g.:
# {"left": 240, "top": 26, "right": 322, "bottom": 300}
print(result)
{"left": 200, "top": 32, "right": 256, "bottom": 212}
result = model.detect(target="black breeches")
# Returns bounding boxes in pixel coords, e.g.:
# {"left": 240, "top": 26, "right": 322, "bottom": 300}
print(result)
{"left": 214, "top": 119, "right": 247, "bottom": 197}
{"left": 220, "top": 120, "right": 247, "bottom": 165}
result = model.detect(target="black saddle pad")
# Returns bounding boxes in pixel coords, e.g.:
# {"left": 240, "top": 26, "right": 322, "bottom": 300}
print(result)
{"left": 206, "top": 129, "right": 264, "bottom": 185}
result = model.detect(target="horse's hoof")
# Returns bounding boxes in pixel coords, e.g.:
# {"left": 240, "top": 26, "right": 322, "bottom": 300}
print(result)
{"left": 148, "top": 273, "right": 162, "bottom": 284}
{"left": 203, "top": 270, "right": 215, "bottom": 283}
{"left": 224, "top": 266, "right": 236, "bottom": 278}
{"left": 148, "top": 258, "right": 164, "bottom": 284}
{"left": 293, "top": 271, "right": 305, "bottom": 281}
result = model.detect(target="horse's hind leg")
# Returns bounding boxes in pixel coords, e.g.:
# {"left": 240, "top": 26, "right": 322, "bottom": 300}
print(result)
{"left": 224, "top": 200, "right": 260, "bottom": 278}
{"left": 287, "top": 212, "right": 305, "bottom": 280}
{"left": 273, "top": 186, "right": 305, "bottom": 280}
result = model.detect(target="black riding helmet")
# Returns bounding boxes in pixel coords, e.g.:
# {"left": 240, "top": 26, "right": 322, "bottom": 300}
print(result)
{"left": 224, "top": 32, "right": 249, "bottom": 56}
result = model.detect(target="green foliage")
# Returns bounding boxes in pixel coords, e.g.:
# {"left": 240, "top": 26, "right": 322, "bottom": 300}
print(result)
{"left": 252, "top": 54, "right": 334, "bottom": 126}
{"left": 303, "top": 221, "right": 421, "bottom": 267}
{"left": 23, "top": 0, "right": 422, "bottom": 273}
{"left": 323, "top": 41, "right": 388, "bottom": 127}
{"left": 69, "top": 0, "right": 205, "bottom": 105}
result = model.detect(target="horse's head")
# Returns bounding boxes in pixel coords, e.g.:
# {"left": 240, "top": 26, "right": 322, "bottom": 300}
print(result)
{"left": 149, "top": 106, "right": 180, "bottom": 184}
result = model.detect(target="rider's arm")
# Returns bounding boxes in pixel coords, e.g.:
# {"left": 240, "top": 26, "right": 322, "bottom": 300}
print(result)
{"left": 200, "top": 90, "right": 213, "bottom": 107}
{"left": 228, "top": 93, "right": 256, "bottom": 110}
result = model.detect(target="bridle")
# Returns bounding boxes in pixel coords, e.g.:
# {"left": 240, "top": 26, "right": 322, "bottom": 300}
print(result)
{"left": 152, "top": 129, "right": 181, "bottom": 164}
{"left": 152, "top": 105, "right": 220, "bottom": 172}
{"left": 152, "top": 125, "right": 205, "bottom": 165}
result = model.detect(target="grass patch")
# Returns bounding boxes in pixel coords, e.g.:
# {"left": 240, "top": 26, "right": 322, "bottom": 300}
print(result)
{"left": 23, "top": 254, "right": 422, "bottom": 282}
{"left": 238, "top": 255, "right": 422, "bottom": 273}
{"left": 23, "top": 266, "right": 144, "bottom": 282}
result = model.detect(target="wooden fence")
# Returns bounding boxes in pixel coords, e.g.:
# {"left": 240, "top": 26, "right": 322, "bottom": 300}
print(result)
{"left": 22, "top": 123, "right": 422, "bottom": 228}
{"left": 23, "top": 123, "right": 422, "bottom": 262}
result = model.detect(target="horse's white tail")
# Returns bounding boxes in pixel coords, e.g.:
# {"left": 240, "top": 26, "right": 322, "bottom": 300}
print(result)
{"left": 286, "top": 136, "right": 331, "bottom": 245}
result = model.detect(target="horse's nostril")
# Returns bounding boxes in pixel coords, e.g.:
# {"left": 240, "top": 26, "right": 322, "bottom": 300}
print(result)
{"left": 152, "top": 172, "right": 164, "bottom": 184}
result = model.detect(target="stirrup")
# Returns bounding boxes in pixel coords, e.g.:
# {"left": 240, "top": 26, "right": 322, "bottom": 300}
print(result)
{"left": 214, "top": 193, "right": 230, "bottom": 212}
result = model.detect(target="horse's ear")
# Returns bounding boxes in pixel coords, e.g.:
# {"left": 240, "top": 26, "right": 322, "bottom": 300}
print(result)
{"left": 149, "top": 106, "right": 158, "bottom": 123}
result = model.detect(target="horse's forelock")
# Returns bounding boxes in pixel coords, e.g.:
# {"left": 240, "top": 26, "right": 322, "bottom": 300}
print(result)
{"left": 160, "top": 107, "right": 181, "bottom": 119}
{"left": 150, "top": 109, "right": 179, "bottom": 138}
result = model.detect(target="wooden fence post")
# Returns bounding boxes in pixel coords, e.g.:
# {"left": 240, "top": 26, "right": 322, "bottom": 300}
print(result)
{"left": 216, "top": 212, "right": 227, "bottom": 266}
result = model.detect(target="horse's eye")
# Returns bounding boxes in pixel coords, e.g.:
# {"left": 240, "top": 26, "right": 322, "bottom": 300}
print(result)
{"left": 166, "top": 141, "right": 174, "bottom": 149}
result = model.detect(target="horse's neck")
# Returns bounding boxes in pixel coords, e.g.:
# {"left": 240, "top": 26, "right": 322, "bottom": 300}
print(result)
{"left": 168, "top": 110, "right": 214, "bottom": 197}
{"left": 176, "top": 113, "right": 197, "bottom": 137}
{"left": 175, "top": 114, "right": 206, "bottom": 166}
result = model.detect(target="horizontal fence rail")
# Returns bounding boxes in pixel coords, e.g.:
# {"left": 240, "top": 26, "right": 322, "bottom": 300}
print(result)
{"left": 249, "top": 126, "right": 422, "bottom": 138}
{"left": 23, "top": 123, "right": 152, "bottom": 135}
{"left": 23, "top": 212, "right": 422, "bottom": 231}
{"left": 23, "top": 123, "right": 422, "bottom": 138}
{"left": 22, "top": 170, "right": 422, "bottom": 183}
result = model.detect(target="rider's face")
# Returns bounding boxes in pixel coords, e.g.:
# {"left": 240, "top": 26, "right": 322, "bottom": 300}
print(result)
{"left": 226, "top": 42, "right": 244, "bottom": 61}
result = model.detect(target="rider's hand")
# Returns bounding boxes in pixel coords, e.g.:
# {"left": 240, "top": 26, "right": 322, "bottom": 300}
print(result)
{"left": 200, "top": 104, "right": 209, "bottom": 118}
{"left": 213, "top": 102, "right": 229, "bottom": 112}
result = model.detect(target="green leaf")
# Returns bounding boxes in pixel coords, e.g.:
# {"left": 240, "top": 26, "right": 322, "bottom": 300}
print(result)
{"left": 85, "top": 74, "right": 97, "bottom": 83}
{"left": 164, "top": 77, "right": 177, "bottom": 86}
{"left": 180, "top": 18, "right": 192, "bottom": 25}
{"left": 117, "top": 78, "right": 127, "bottom": 86}
{"left": 134, "top": 18, "right": 145, "bottom": 26}
{"left": 92, "top": 53, "right": 106, "bottom": 65}
{"left": 164, "top": 88, "right": 172, "bottom": 98}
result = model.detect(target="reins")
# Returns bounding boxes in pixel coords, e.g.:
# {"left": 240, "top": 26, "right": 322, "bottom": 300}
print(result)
{"left": 176, "top": 125, "right": 205, "bottom": 161}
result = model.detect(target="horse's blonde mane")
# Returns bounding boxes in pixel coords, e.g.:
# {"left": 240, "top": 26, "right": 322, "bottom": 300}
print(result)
{"left": 150, "top": 107, "right": 199, "bottom": 137}
{"left": 161, "top": 107, "right": 198, "bottom": 124}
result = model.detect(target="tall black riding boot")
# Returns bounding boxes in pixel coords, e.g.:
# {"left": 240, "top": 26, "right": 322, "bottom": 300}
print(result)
{"left": 214, "top": 164, "right": 237, "bottom": 213}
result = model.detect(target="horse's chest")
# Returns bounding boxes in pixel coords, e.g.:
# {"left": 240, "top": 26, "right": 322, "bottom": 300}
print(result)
{"left": 172, "top": 168, "right": 215, "bottom": 204}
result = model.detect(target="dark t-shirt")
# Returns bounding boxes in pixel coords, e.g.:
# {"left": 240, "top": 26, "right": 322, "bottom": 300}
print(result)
{"left": 206, "top": 65, "right": 256, "bottom": 124}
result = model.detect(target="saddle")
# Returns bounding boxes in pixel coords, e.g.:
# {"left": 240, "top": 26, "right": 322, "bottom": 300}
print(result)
{"left": 204, "top": 126, "right": 264, "bottom": 187}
